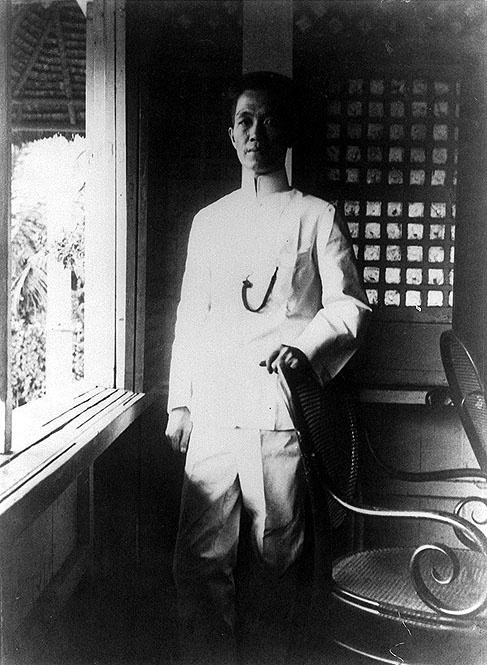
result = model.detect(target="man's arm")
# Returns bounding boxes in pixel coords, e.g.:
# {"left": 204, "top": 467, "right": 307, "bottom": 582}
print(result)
{"left": 166, "top": 211, "right": 211, "bottom": 452}
{"left": 265, "top": 345, "right": 311, "bottom": 374}
{"left": 286, "top": 205, "right": 371, "bottom": 383}
{"left": 165, "top": 406, "right": 193, "bottom": 453}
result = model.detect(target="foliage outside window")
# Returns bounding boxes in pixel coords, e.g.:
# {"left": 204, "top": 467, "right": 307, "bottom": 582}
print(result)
{"left": 11, "top": 135, "right": 86, "bottom": 407}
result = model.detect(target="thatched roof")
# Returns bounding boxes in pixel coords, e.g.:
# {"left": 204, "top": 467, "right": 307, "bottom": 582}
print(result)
{"left": 11, "top": 0, "right": 86, "bottom": 142}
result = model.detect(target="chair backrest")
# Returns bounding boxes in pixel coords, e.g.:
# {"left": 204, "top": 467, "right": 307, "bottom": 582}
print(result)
{"left": 440, "top": 330, "right": 487, "bottom": 471}
{"left": 278, "top": 363, "right": 360, "bottom": 529}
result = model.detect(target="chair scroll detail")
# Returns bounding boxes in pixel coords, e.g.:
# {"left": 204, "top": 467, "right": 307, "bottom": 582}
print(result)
{"left": 278, "top": 355, "right": 487, "bottom": 664}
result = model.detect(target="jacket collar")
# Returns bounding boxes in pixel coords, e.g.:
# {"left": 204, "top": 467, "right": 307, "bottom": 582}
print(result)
{"left": 241, "top": 168, "right": 290, "bottom": 203}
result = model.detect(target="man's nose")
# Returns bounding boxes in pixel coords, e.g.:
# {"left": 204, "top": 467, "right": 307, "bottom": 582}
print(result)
{"left": 249, "top": 118, "right": 265, "bottom": 141}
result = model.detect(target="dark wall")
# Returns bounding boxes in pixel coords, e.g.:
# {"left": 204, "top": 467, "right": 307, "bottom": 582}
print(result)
{"left": 127, "top": 0, "right": 243, "bottom": 554}
{"left": 125, "top": 0, "right": 487, "bottom": 559}
{"left": 293, "top": 0, "right": 487, "bottom": 388}
{"left": 454, "top": 48, "right": 487, "bottom": 386}
{"left": 133, "top": 0, "right": 243, "bottom": 397}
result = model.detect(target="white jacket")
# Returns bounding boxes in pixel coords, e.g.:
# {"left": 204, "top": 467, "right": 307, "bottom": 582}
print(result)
{"left": 168, "top": 170, "right": 371, "bottom": 429}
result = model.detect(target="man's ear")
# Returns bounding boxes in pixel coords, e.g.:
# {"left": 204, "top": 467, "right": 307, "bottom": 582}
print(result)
{"left": 228, "top": 126, "right": 236, "bottom": 148}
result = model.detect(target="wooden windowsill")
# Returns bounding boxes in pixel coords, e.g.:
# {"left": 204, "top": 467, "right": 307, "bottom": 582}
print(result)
{"left": 0, "top": 386, "right": 154, "bottom": 543}
{"left": 8, "top": 383, "right": 142, "bottom": 456}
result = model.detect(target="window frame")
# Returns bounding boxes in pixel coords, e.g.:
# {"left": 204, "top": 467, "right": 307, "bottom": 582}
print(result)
{"left": 1, "top": 0, "right": 12, "bottom": 453}
{"left": 1, "top": 0, "right": 145, "bottom": 456}
{"left": 84, "top": 0, "right": 127, "bottom": 388}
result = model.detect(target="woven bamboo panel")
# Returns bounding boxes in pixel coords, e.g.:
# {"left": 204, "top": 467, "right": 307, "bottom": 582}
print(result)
{"left": 322, "top": 75, "right": 458, "bottom": 322}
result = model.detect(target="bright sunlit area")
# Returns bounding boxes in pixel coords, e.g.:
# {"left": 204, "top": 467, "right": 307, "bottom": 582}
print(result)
{"left": 11, "top": 134, "right": 86, "bottom": 407}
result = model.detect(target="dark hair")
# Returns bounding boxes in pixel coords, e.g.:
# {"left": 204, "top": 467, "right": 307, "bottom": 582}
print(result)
{"left": 227, "top": 71, "right": 299, "bottom": 142}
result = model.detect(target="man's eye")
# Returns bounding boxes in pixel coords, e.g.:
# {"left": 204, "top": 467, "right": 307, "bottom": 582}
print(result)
{"left": 238, "top": 117, "right": 251, "bottom": 127}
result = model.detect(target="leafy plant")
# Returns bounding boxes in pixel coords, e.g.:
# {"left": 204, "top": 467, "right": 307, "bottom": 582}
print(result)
{"left": 10, "top": 136, "right": 86, "bottom": 407}
{"left": 11, "top": 317, "right": 46, "bottom": 407}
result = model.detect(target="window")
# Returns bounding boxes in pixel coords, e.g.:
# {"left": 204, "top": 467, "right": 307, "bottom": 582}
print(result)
{"left": 11, "top": 136, "right": 87, "bottom": 407}
{"left": 292, "top": 0, "right": 487, "bottom": 388}
{"left": 1, "top": 0, "right": 139, "bottom": 455}
{"left": 295, "top": 69, "right": 461, "bottom": 386}
{"left": 323, "top": 75, "right": 458, "bottom": 322}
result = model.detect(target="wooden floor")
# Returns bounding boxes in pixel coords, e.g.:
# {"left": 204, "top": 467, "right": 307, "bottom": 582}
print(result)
{"left": 15, "top": 549, "right": 178, "bottom": 665}
{"left": 16, "top": 547, "right": 365, "bottom": 665}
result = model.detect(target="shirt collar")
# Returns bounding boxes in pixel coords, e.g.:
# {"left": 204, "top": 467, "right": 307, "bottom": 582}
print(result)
{"left": 241, "top": 168, "right": 290, "bottom": 203}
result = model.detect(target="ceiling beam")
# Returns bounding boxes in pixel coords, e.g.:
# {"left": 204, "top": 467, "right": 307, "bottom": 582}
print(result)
{"left": 12, "top": 123, "right": 85, "bottom": 132}
{"left": 53, "top": 4, "right": 76, "bottom": 124}
{"left": 11, "top": 98, "right": 84, "bottom": 106}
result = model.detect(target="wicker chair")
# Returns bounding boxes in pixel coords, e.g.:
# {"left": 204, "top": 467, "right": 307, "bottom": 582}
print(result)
{"left": 278, "top": 332, "right": 487, "bottom": 665}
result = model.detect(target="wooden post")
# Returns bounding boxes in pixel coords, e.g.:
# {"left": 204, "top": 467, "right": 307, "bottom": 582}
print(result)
{"left": 84, "top": 0, "right": 116, "bottom": 387}
{"left": 84, "top": 0, "right": 126, "bottom": 389}
{"left": 0, "top": 0, "right": 12, "bottom": 455}
{"left": 454, "top": 46, "right": 487, "bottom": 386}
{"left": 0, "top": 9, "right": 11, "bottom": 662}
{"left": 115, "top": 0, "right": 128, "bottom": 389}
{"left": 125, "top": 13, "right": 147, "bottom": 393}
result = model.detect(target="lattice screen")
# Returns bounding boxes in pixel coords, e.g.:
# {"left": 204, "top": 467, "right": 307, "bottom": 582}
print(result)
{"left": 323, "top": 76, "right": 459, "bottom": 322}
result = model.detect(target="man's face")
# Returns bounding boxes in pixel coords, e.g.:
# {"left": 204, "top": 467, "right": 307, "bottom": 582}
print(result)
{"left": 228, "top": 89, "right": 290, "bottom": 176}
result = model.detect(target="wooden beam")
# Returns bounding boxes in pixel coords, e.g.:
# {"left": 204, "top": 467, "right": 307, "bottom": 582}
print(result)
{"left": 53, "top": 4, "right": 77, "bottom": 125}
{"left": 0, "top": 390, "right": 154, "bottom": 545}
{"left": 12, "top": 124, "right": 85, "bottom": 133}
{"left": 115, "top": 0, "right": 128, "bottom": 389}
{"left": 124, "top": 15, "right": 147, "bottom": 392}
{"left": 359, "top": 389, "right": 431, "bottom": 405}
{"left": 453, "top": 42, "right": 487, "bottom": 386}
{"left": 0, "top": 4, "right": 12, "bottom": 655}
{"left": 13, "top": 6, "right": 54, "bottom": 98}
{"left": 0, "top": 0, "right": 12, "bottom": 455}
{"left": 11, "top": 4, "right": 27, "bottom": 38}
{"left": 133, "top": 84, "right": 148, "bottom": 393}
{"left": 84, "top": 0, "right": 128, "bottom": 389}
{"left": 11, "top": 99, "right": 85, "bottom": 106}
{"left": 84, "top": 0, "right": 117, "bottom": 387}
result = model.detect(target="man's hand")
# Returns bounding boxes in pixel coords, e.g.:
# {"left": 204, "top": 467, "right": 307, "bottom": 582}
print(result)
{"left": 264, "top": 345, "right": 311, "bottom": 374}
{"left": 165, "top": 407, "right": 193, "bottom": 454}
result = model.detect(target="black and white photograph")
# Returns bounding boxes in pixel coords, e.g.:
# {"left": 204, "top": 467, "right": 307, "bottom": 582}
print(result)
{"left": 1, "top": 1, "right": 487, "bottom": 664}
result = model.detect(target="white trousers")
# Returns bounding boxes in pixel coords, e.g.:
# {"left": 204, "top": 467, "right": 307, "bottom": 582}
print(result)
{"left": 173, "top": 426, "right": 305, "bottom": 665}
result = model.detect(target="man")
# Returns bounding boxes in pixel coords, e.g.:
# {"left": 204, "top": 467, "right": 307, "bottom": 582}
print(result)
{"left": 165, "top": 71, "right": 370, "bottom": 664}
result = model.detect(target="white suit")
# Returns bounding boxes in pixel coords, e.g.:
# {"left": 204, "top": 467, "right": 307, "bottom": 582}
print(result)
{"left": 168, "top": 169, "right": 370, "bottom": 663}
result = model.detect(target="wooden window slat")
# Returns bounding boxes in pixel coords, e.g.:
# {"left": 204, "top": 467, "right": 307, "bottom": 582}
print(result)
{"left": 0, "top": 388, "right": 148, "bottom": 508}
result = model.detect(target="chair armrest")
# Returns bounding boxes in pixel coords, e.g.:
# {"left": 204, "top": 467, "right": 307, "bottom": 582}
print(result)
{"left": 308, "top": 456, "right": 487, "bottom": 618}
{"left": 364, "top": 430, "right": 487, "bottom": 483}
{"left": 365, "top": 385, "right": 487, "bottom": 484}
{"left": 277, "top": 366, "right": 487, "bottom": 618}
